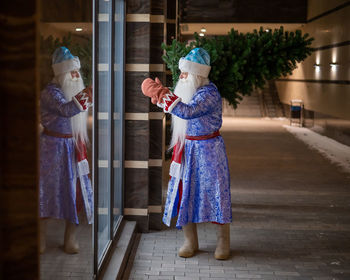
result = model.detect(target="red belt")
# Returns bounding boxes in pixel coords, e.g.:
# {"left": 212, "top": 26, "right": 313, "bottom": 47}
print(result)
{"left": 186, "top": 130, "right": 220, "bottom": 140}
{"left": 43, "top": 127, "right": 73, "bottom": 138}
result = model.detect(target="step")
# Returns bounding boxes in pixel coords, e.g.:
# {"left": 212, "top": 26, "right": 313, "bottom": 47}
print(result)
{"left": 100, "top": 221, "right": 137, "bottom": 280}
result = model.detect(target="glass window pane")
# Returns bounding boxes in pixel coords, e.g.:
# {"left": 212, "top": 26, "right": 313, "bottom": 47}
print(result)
{"left": 113, "top": 0, "right": 124, "bottom": 229}
{"left": 93, "top": 0, "right": 125, "bottom": 272}
{"left": 98, "top": 71, "right": 110, "bottom": 112}
{"left": 96, "top": 0, "right": 111, "bottom": 263}
{"left": 97, "top": 162, "right": 110, "bottom": 258}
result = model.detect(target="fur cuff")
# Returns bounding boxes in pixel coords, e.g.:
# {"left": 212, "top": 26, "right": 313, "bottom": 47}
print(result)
{"left": 163, "top": 92, "right": 181, "bottom": 113}
{"left": 179, "top": 58, "right": 211, "bottom": 78}
{"left": 52, "top": 57, "right": 81, "bottom": 76}
{"left": 73, "top": 91, "right": 91, "bottom": 112}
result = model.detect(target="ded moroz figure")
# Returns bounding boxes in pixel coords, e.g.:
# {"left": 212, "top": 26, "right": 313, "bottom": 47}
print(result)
{"left": 39, "top": 46, "right": 93, "bottom": 254}
{"left": 141, "top": 48, "right": 232, "bottom": 260}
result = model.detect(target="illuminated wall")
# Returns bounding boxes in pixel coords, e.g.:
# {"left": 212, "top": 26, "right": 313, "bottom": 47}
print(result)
{"left": 275, "top": 0, "right": 350, "bottom": 120}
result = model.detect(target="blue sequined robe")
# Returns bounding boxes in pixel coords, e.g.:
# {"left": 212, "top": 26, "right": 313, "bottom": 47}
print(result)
{"left": 163, "top": 82, "right": 232, "bottom": 228}
{"left": 39, "top": 83, "right": 93, "bottom": 224}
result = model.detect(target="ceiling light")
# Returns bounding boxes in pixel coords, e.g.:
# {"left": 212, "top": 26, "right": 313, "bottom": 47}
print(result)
{"left": 200, "top": 27, "right": 206, "bottom": 33}
{"left": 75, "top": 28, "right": 83, "bottom": 32}
{"left": 199, "top": 33, "right": 205, "bottom": 37}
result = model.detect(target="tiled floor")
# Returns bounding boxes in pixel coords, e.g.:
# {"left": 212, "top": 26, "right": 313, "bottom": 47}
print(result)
{"left": 40, "top": 219, "right": 93, "bottom": 280}
{"left": 128, "top": 118, "right": 350, "bottom": 280}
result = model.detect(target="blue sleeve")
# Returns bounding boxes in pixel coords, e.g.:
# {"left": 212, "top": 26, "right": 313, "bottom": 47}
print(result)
{"left": 43, "top": 86, "right": 81, "bottom": 117}
{"left": 171, "top": 87, "right": 220, "bottom": 120}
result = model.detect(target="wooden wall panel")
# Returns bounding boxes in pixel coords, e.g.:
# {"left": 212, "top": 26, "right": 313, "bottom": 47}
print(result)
{"left": 125, "top": 72, "right": 151, "bottom": 113}
{"left": 124, "top": 0, "right": 166, "bottom": 232}
{"left": 126, "top": 22, "right": 151, "bottom": 64}
{"left": 125, "top": 120, "right": 150, "bottom": 161}
{"left": 127, "top": 0, "right": 151, "bottom": 14}
{"left": 41, "top": 0, "right": 92, "bottom": 22}
{"left": 0, "top": 1, "right": 39, "bottom": 279}
{"left": 124, "top": 169, "right": 149, "bottom": 209}
{"left": 179, "top": 0, "right": 307, "bottom": 23}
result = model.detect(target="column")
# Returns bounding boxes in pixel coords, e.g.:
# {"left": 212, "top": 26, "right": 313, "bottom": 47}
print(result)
{"left": 124, "top": 0, "right": 165, "bottom": 232}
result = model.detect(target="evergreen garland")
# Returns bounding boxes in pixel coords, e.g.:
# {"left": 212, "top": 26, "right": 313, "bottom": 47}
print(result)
{"left": 162, "top": 26, "right": 314, "bottom": 108}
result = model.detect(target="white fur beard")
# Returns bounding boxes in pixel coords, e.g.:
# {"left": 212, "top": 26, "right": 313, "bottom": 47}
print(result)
{"left": 170, "top": 74, "right": 209, "bottom": 149}
{"left": 56, "top": 72, "right": 89, "bottom": 143}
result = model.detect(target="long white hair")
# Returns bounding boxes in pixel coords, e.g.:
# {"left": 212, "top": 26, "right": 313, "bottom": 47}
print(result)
{"left": 170, "top": 73, "right": 209, "bottom": 149}
{"left": 53, "top": 71, "right": 89, "bottom": 144}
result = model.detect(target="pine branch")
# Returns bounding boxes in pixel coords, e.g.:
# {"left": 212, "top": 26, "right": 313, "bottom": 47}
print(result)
{"left": 161, "top": 27, "right": 314, "bottom": 108}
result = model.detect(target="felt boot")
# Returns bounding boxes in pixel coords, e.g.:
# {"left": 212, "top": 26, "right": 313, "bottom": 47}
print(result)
{"left": 178, "top": 223, "right": 198, "bottom": 258}
{"left": 214, "top": 223, "right": 230, "bottom": 260}
{"left": 64, "top": 221, "right": 79, "bottom": 254}
{"left": 40, "top": 219, "right": 47, "bottom": 254}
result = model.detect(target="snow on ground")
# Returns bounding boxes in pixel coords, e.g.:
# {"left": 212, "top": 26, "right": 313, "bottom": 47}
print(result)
{"left": 283, "top": 125, "right": 350, "bottom": 174}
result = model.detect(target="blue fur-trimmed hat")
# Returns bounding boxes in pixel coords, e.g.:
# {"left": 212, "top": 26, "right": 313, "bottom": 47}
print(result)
{"left": 52, "top": 47, "right": 81, "bottom": 76}
{"left": 178, "top": 47, "right": 211, "bottom": 78}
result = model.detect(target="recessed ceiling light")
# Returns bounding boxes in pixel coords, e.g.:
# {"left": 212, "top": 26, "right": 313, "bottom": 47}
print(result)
{"left": 75, "top": 28, "right": 83, "bottom": 32}
{"left": 200, "top": 27, "right": 206, "bottom": 33}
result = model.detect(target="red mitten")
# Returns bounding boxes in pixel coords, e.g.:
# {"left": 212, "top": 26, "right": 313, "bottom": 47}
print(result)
{"left": 141, "top": 78, "right": 169, "bottom": 104}
{"left": 154, "top": 77, "right": 168, "bottom": 103}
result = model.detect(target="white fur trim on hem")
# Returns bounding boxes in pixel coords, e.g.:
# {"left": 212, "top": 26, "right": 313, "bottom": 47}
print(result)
{"left": 77, "top": 159, "right": 90, "bottom": 176}
{"left": 169, "top": 161, "right": 181, "bottom": 178}
{"left": 179, "top": 57, "right": 211, "bottom": 78}
{"left": 163, "top": 162, "right": 183, "bottom": 226}
{"left": 78, "top": 173, "right": 93, "bottom": 224}
{"left": 52, "top": 57, "right": 81, "bottom": 76}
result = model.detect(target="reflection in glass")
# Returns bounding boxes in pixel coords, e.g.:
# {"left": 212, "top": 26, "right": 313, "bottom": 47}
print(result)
{"left": 39, "top": 1, "right": 93, "bottom": 279}
{"left": 96, "top": 0, "right": 112, "bottom": 263}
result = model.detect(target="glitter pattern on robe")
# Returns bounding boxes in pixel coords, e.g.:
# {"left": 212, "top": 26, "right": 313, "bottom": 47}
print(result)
{"left": 163, "top": 82, "right": 232, "bottom": 228}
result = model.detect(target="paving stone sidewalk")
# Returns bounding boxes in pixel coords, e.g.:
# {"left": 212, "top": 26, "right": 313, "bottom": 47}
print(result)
{"left": 128, "top": 118, "right": 350, "bottom": 280}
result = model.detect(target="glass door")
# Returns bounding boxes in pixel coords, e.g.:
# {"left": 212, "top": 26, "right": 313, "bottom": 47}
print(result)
{"left": 93, "top": 0, "right": 125, "bottom": 277}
